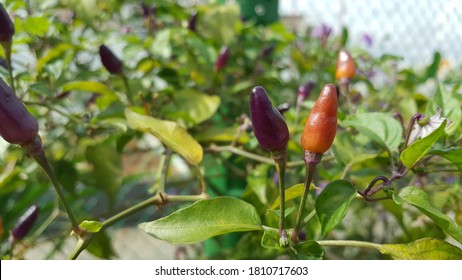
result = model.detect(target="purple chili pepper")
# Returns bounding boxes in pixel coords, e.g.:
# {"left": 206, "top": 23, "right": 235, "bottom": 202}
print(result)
{"left": 297, "top": 81, "right": 315, "bottom": 104}
{"left": 188, "top": 12, "right": 197, "bottom": 32}
{"left": 0, "top": 78, "right": 39, "bottom": 145}
{"left": 99, "top": 44, "right": 123, "bottom": 75}
{"left": 11, "top": 205, "right": 39, "bottom": 241}
{"left": 0, "top": 3, "right": 14, "bottom": 42}
{"left": 250, "top": 86, "right": 289, "bottom": 152}
{"left": 215, "top": 46, "right": 229, "bottom": 72}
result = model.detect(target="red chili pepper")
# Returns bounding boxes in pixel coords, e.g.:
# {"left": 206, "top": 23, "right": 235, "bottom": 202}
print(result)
{"left": 0, "top": 78, "right": 39, "bottom": 145}
{"left": 301, "top": 84, "right": 338, "bottom": 154}
{"left": 335, "top": 49, "right": 355, "bottom": 81}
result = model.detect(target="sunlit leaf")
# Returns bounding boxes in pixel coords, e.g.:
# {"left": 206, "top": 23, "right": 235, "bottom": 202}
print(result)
{"left": 343, "top": 112, "right": 403, "bottom": 151}
{"left": 271, "top": 183, "right": 305, "bottom": 210}
{"left": 162, "top": 89, "right": 220, "bottom": 128}
{"left": 125, "top": 109, "right": 203, "bottom": 166}
{"left": 315, "top": 180, "right": 357, "bottom": 237}
{"left": 379, "top": 238, "right": 462, "bottom": 260}
{"left": 79, "top": 220, "right": 102, "bottom": 233}
{"left": 400, "top": 120, "right": 446, "bottom": 168}
{"left": 139, "top": 197, "right": 262, "bottom": 244}
{"left": 394, "top": 186, "right": 462, "bottom": 244}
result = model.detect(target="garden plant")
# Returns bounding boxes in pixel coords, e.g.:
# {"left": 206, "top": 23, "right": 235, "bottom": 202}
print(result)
{"left": 1, "top": 0, "right": 462, "bottom": 260}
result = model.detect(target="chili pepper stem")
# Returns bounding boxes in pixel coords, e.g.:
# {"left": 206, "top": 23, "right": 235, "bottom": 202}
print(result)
{"left": 1, "top": 40, "right": 15, "bottom": 93}
{"left": 121, "top": 73, "right": 135, "bottom": 105}
{"left": 291, "top": 151, "right": 322, "bottom": 242}
{"left": 339, "top": 79, "right": 352, "bottom": 114}
{"left": 271, "top": 148, "right": 288, "bottom": 247}
{"left": 24, "top": 136, "right": 82, "bottom": 236}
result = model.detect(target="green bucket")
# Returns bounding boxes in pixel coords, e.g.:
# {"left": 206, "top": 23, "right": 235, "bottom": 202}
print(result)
{"left": 237, "top": 0, "right": 279, "bottom": 25}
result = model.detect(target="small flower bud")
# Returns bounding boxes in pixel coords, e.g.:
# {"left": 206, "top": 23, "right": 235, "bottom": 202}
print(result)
{"left": 99, "top": 44, "right": 123, "bottom": 75}
{"left": 0, "top": 3, "right": 15, "bottom": 42}
{"left": 250, "top": 86, "right": 289, "bottom": 152}
{"left": 0, "top": 78, "right": 39, "bottom": 145}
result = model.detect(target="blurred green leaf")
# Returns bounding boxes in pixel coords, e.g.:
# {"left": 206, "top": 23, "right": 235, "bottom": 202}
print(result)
{"left": 86, "top": 143, "right": 122, "bottom": 205}
{"left": 163, "top": 90, "right": 220, "bottom": 128}
{"left": 86, "top": 231, "right": 117, "bottom": 260}
{"left": 125, "top": 109, "right": 203, "bottom": 166}
{"left": 139, "top": 197, "right": 262, "bottom": 244}
{"left": 37, "top": 43, "right": 74, "bottom": 74}
{"left": 400, "top": 120, "right": 446, "bottom": 169}
{"left": 151, "top": 29, "right": 172, "bottom": 59}
{"left": 424, "top": 52, "right": 441, "bottom": 80}
{"left": 79, "top": 220, "right": 102, "bottom": 233}
{"left": 292, "top": 241, "right": 324, "bottom": 260}
{"left": 394, "top": 186, "right": 462, "bottom": 244}
{"left": 54, "top": 160, "right": 78, "bottom": 194}
{"left": 23, "top": 16, "right": 50, "bottom": 36}
{"left": 197, "top": 4, "right": 240, "bottom": 45}
{"left": 430, "top": 148, "right": 462, "bottom": 172}
{"left": 195, "top": 126, "right": 249, "bottom": 143}
{"left": 426, "top": 84, "right": 462, "bottom": 135}
{"left": 343, "top": 112, "right": 403, "bottom": 151}
{"left": 379, "top": 238, "right": 462, "bottom": 260}
{"left": 315, "top": 180, "right": 357, "bottom": 237}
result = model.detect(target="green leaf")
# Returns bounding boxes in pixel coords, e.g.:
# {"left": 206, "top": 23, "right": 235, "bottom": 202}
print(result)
{"left": 379, "top": 238, "right": 462, "bottom": 260}
{"left": 315, "top": 180, "right": 357, "bottom": 237}
{"left": 261, "top": 230, "right": 283, "bottom": 250}
{"left": 430, "top": 148, "right": 462, "bottom": 172}
{"left": 400, "top": 120, "right": 447, "bottom": 168}
{"left": 79, "top": 220, "right": 103, "bottom": 233}
{"left": 151, "top": 29, "right": 172, "bottom": 59}
{"left": 271, "top": 183, "right": 304, "bottom": 210}
{"left": 24, "top": 16, "right": 50, "bottom": 36}
{"left": 292, "top": 241, "right": 324, "bottom": 260}
{"left": 37, "top": 43, "right": 74, "bottom": 74}
{"left": 86, "top": 144, "right": 122, "bottom": 205}
{"left": 125, "top": 109, "right": 203, "bottom": 166}
{"left": 424, "top": 52, "right": 441, "bottom": 80}
{"left": 394, "top": 186, "right": 462, "bottom": 244}
{"left": 194, "top": 126, "right": 249, "bottom": 143}
{"left": 197, "top": 4, "right": 240, "bottom": 45}
{"left": 61, "top": 81, "right": 118, "bottom": 108}
{"left": 426, "top": 84, "right": 462, "bottom": 135}
{"left": 342, "top": 112, "right": 403, "bottom": 151}
{"left": 163, "top": 90, "right": 221, "bottom": 128}
{"left": 139, "top": 197, "right": 262, "bottom": 244}
{"left": 86, "top": 231, "right": 117, "bottom": 259}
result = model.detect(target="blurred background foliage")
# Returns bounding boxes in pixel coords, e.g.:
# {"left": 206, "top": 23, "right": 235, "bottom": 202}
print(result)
{"left": 0, "top": 0, "right": 461, "bottom": 259}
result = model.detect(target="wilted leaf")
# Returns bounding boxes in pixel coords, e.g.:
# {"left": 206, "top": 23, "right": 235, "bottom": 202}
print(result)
{"left": 125, "top": 109, "right": 203, "bottom": 166}
{"left": 139, "top": 197, "right": 262, "bottom": 244}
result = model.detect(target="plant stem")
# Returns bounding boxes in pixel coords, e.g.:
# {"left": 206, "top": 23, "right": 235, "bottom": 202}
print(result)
{"left": 291, "top": 151, "right": 322, "bottom": 242}
{"left": 24, "top": 137, "right": 81, "bottom": 235}
{"left": 206, "top": 145, "right": 304, "bottom": 167}
{"left": 339, "top": 80, "right": 352, "bottom": 114}
{"left": 67, "top": 192, "right": 208, "bottom": 259}
{"left": 1, "top": 40, "right": 15, "bottom": 93}
{"left": 121, "top": 73, "right": 134, "bottom": 105}
{"left": 271, "top": 148, "right": 288, "bottom": 246}
{"left": 158, "top": 148, "right": 172, "bottom": 193}
{"left": 317, "top": 239, "right": 381, "bottom": 251}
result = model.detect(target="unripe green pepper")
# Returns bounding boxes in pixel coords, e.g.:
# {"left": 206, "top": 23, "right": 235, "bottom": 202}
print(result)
{"left": 0, "top": 78, "right": 39, "bottom": 145}
{"left": 250, "top": 86, "right": 289, "bottom": 152}
{"left": 99, "top": 44, "right": 123, "bottom": 75}
{"left": 0, "top": 3, "right": 14, "bottom": 42}
{"left": 301, "top": 84, "right": 338, "bottom": 154}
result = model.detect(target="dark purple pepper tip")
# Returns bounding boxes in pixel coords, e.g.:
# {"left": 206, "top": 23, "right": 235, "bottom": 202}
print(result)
{"left": 99, "top": 44, "right": 123, "bottom": 75}
{"left": 0, "top": 3, "right": 15, "bottom": 42}
{"left": 11, "top": 205, "right": 39, "bottom": 241}
{"left": 215, "top": 46, "right": 229, "bottom": 72}
{"left": 297, "top": 81, "right": 315, "bottom": 102}
{"left": 188, "top": 12, "right": 197, "bottom": 32}
{"left": 0, "top": 78, "right": 39, "bottom": 145}
{"left": 250, "top": 86, "right": 289, "bottom": 152}
{"left": 260, "top": 44, "right": 276, "bottom": 59}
